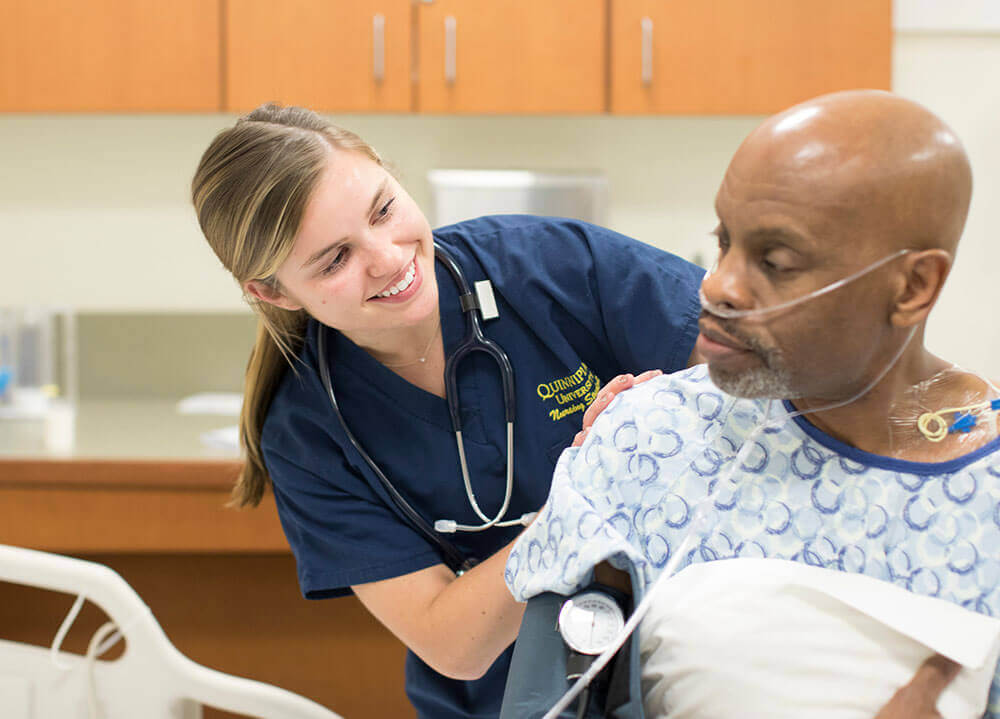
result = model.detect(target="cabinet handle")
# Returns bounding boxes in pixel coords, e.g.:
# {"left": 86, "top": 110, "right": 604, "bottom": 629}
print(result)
{"left": 373, "top": 14, "right": 386, "bottom": 84}
{"left": 445, "top": 15, "right": 457, "bottom": 85}
{"left": 641, "top": 17, "right": 653, "bottom": 87}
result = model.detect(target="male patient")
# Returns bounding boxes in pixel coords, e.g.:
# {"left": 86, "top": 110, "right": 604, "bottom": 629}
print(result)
{"left": 504, "top": 90, "right": 1000, "bottom": 718}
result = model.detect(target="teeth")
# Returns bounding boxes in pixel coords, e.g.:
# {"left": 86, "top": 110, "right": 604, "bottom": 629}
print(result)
{"left": 378, "top": 262, "right": 416, "bottom": 298}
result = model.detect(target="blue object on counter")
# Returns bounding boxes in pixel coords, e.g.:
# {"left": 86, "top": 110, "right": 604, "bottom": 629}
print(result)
{"left": 0, "top": 366, "right": 11, "bottom": 396}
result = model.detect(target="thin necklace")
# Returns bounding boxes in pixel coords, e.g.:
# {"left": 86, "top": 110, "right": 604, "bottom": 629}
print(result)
{"left": 378, "top": 319, "right": 442, "bottom": 368}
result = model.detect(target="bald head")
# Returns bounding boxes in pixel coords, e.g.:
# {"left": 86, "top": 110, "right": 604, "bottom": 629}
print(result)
{"left": 724, "top": 90, "right": 972, "bottom": 256}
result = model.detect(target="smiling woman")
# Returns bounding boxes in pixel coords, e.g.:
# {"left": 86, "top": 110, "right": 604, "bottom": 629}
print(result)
{"left": 241, "top": 145, "right": 441, "bottom": 370}
{"left": 192, "top": 105, "right": 387, "bottom": 507}
{"left": 190, "top": 103, "right": 704, "bottom": 719}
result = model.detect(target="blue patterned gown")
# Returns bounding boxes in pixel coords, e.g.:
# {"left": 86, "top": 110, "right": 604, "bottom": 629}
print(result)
{"left": 505, "top": 365, "right": 1000, "bottom": 716}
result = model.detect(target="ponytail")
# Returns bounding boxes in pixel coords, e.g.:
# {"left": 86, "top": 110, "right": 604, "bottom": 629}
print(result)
{"left": 191, "top": 103, "right": 383, "bottom": 508}
{"left": 233, "top": 307, "right": 308, "bottom": 507}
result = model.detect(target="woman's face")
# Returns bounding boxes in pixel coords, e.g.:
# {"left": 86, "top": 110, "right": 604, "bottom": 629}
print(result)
{"left": 249, "top": 148, "right": 438, "bottom": 345}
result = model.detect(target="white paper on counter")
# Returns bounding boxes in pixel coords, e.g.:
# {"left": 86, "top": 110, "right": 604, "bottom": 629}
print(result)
{"left": 199, "top": 425, "right": 240, "bottom": 452}
{"left": 640, "top": 557, "right": 1000, "bottom": 719}
{"left": 176, "top": 392, "right": 242, "bottom": 416}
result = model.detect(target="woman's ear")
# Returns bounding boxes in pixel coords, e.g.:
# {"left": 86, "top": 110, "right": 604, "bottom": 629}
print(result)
{"left": 890, "top": 249, "right": 952, "bottom": 328}
{"left": 244, "top": 279, "right": 303, "bottom": 311}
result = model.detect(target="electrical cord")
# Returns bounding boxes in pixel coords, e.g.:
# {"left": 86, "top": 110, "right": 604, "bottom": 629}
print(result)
{"left": 85, "top": 621, "right": 122, "bottom": 719}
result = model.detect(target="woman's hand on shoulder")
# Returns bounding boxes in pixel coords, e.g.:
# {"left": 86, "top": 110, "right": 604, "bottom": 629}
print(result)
{"left": 573, "top": 369, "right": 663, "bottom": 447}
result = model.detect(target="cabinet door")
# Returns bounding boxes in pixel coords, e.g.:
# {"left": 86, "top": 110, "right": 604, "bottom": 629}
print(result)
{"left": 416, "top": 0, "right": 605, "bottom": 114}
{"left": 225, "top": 0, "right": 412, "bottom": 113}
{"left": 0, "top": 0, "right": 220, "bottom": 112}
{"left": 611, "top": 0, "right": 891, "bottom": 115}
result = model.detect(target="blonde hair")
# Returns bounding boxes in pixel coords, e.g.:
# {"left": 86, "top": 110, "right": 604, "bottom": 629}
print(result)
{"left": 192, "top": 104, "right": 383, "bottom": 507}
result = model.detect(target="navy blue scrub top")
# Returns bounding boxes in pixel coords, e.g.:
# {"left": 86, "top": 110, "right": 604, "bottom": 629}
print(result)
{"left": 261, "top": 215, "right": 703, "bottom": 719}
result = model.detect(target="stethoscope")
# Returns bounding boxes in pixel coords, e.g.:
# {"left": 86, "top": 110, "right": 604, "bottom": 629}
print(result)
{"left": 316, "top": 243, "right": 534, "bottom": 574}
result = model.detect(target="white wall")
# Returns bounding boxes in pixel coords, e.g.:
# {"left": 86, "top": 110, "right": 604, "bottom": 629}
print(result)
{"left": 893, "top": 33, "right": 1000, "bottom": 377}
{"left": 0, "top": 30, "right": 997, "bottom": 374}
{"left": 0, "top": 113, "right": 755, "bottom": 311}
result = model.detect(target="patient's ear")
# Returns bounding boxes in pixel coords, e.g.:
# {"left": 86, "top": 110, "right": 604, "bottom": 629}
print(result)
{"left": 244, "top": 279, "right": 303, "bottom": 312}
{"left": 890, "top": 249, "right": 951, "bottom": 328}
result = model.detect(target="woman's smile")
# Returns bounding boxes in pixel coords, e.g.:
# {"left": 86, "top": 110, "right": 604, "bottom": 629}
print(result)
{"left": 371, "top": 257, "right": 421, "bottom": 303}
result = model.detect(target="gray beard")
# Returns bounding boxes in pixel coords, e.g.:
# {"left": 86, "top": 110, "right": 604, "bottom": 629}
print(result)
{"left": 708, "top": 357, "right": 800, "bottom": 399}
{"left": 699, "top": 315, "right": 804, "bottom": 399}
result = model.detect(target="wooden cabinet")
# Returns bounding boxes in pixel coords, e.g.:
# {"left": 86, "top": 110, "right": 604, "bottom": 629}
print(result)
{"left": 610, "top": 0, "right": 892, "bottom": 115}
{"left": 0, "top": 0, "right": 892, "bottom": 115}
{"left": 0, "top": 0, "right": 220, "bottom": 112}
{"left": 225, "top": 0, "right": 412, "bottom": 113}
{"left": 415, "top": 0, "right": 606, "bottom": 114}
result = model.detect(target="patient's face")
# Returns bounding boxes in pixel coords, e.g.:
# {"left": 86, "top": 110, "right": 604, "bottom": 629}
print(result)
{"left": 699, "top": 122, "right": 899, "bottom": 401}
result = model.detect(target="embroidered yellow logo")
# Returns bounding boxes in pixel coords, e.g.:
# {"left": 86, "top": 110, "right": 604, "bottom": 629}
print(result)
{"left": 537, "top": 363, "right": 601, "bottom": 421}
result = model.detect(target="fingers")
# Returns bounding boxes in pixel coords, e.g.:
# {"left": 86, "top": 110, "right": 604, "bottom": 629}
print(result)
{"left": 574, "top": 371, "right": 666, "bottom": 448}
{"left": 576, "top": 375, "right": 630, "bottom": 447}
{"left": 633, "top": 369, "right": 663, "bottom": 384}
{"left": 581, "top": 373, "right": 633, "bottom": 430}
{"left": 910, "top": 654, "right": 961, "bottom": 699}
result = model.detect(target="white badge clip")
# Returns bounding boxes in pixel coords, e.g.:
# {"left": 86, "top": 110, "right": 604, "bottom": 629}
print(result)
{"left": 474, "top": 280, "right": 500, "bottom": 321}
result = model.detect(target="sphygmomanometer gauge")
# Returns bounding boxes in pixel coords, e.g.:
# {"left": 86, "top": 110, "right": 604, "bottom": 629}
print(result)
{"left": 557, "top": 590, "right": 626, "bottom": 656}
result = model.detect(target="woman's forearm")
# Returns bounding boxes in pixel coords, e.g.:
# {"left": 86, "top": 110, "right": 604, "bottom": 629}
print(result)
{"left": 353, "top": 538, "right": 526, "bottom": 680}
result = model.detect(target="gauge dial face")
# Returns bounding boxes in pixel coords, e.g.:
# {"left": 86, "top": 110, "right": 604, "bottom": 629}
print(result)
{"left": 557, "top": 590, "right": 625, "bottom": 655}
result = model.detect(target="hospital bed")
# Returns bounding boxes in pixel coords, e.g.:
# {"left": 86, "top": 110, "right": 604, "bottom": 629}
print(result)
{"left": 0, "top": 544, "right": 344, "bottom": 719}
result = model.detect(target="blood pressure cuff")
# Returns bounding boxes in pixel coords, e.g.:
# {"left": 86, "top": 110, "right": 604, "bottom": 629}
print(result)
{"left": 500, "top": 592, "right": 643, "bottom": 719}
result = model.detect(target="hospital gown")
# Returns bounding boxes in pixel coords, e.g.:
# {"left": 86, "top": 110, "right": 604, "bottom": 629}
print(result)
{"left": 505, "top": 365, "right": 1000, "bottom": 716}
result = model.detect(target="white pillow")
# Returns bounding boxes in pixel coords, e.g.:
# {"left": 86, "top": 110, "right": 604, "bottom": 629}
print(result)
{"left": 640, "top": 558, "right": 1000, "bottom": 719}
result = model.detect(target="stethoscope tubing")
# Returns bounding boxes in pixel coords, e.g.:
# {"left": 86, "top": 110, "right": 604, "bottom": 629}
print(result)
{"left": 314, "top": 243, "right": 518, "bottom": 573}
{"left": 435, "top": 243, "right": 517, "bottom": 426}
{"left": 317, "top": 323, "right": 470, "bottom": 572}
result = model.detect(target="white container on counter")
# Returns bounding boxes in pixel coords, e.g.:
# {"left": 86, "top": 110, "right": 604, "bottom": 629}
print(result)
{"left": 428, "top": 169, "right": 608, "bottom": 228}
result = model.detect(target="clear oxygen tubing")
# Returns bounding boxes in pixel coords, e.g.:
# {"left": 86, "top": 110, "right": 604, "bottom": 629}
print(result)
{"left": 541, "top": 329, "right": 921, "bottom": 719}
{"left": 697, "top": 248, "right": 912, "bottom": 320}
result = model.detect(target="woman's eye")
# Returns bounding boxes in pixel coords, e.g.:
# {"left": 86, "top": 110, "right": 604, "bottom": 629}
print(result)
{"left": 321, "top": 248, "right": 349, "bottom": 276}
{"left": 374, "top": 197, "right": 395, "bottom": 223}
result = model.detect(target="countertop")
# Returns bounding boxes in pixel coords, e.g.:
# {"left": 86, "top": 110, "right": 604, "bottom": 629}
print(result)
{"left": 0, "top": 397, "right": 240, "bottom": 459}
{"left": 0, "top": 397, "right": 286, "bottom": 553}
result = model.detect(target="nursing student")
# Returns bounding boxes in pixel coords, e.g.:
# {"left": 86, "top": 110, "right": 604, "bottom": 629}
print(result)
{"left": 191, "top": 103, "right": 703, "bottom": 719}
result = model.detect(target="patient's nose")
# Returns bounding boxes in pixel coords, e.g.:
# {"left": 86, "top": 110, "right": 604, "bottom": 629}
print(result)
{"left": 700, "top": 254, "right": 754, "bottom": 312}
